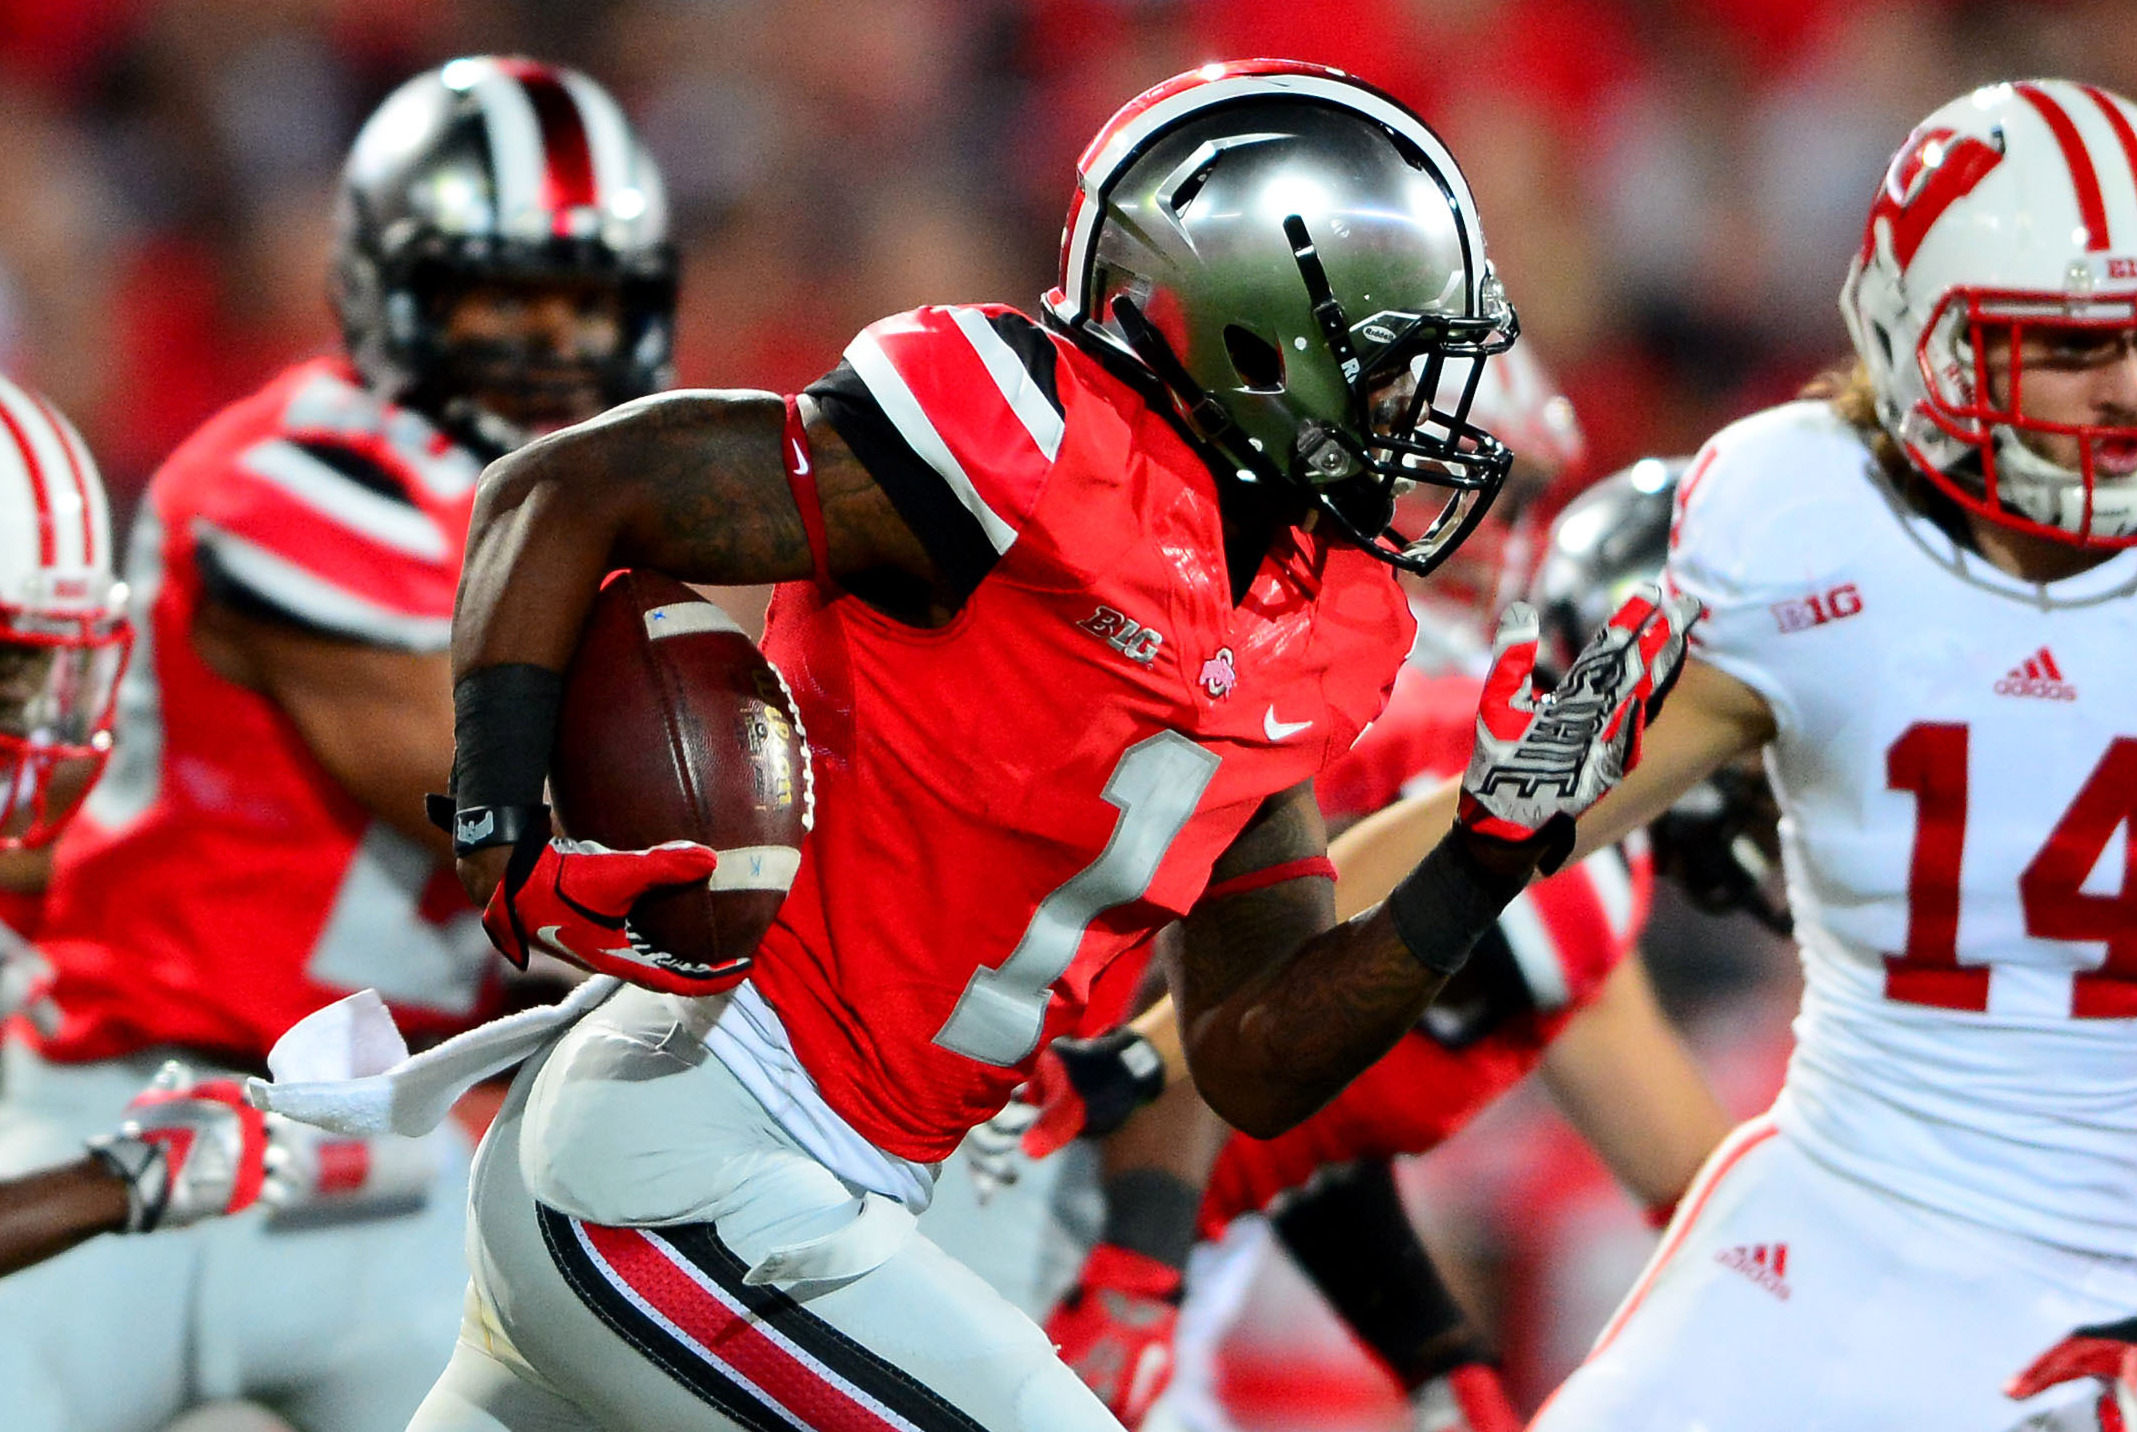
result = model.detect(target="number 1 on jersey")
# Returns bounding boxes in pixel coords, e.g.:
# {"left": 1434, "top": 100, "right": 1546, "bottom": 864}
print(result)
{"left": 933, "top": 732, "right": 1221, "bottom": 1067}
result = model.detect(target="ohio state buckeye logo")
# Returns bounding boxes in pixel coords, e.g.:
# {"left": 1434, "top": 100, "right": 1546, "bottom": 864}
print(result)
{"left": 1198, "top": 648, "right": 1237, "bottom": 700}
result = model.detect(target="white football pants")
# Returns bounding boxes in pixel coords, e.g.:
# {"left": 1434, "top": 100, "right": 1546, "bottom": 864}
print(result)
{"left": 408, "top": 984, "right": 1122, "bottom": 1432}
{"left": 0, "top": 1041, "right": 471, "bottom": 1432}
{"left": 1531, "top": 1116, "right": 2137, "bottom": 1432}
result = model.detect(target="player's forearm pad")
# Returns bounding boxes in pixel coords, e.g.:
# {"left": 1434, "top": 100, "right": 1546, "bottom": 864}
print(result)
{"left": 1386, "top": 834, "right": 1527, "bottom": 977}
{"left": 451, "top": 664, "right": 564, "bottom": 811}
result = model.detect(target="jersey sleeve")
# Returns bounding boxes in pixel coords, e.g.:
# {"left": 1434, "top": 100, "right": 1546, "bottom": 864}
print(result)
{"left": 1662, "top": 404, "right": 1863, "bottom": 734}
{"left": 804, "top": 305, "right": 1065, "bottom": 600}
{"left": 189, "top": 434, "right": 461, "bottom": 651}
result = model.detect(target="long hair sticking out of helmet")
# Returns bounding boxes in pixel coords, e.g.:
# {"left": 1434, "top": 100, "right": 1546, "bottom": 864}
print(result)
{"left": 1843, "top": 79, "right": 2137, "bottom": 548}
{"left": 1046, "top": 60, "right": 1519, "bottom": 577}
{"left": 0, "top": 377, "right": 129, "bottom": 849}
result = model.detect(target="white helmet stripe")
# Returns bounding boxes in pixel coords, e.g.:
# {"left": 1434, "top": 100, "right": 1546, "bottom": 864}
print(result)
{"left": 559, "top": 69, "right": 631, "bottom": 216}
{"left": 0, "top": 383, "right": 56, "bottom": 567}
{"left": 456, "top": 58, "right": 549, "bottom": 240}
{"left": 30, "top": 389, "right": 101, "bottom": 569}
{"left": 2014, "top": 81, "right": 2111, "bottom": 251}
{"left": 2078, "top": 84, "right": 2137, "bottom": 227}
{"left": 1060, "top": 72, "right": 1484, "bottom": 326}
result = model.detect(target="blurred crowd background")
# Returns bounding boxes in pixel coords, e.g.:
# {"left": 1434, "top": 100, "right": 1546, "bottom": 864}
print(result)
{"left": 0, "top": 1, "right": 2129, "bottom": 1426}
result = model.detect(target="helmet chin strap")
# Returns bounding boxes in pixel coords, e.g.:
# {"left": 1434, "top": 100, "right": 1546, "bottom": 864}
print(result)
{"left": 1990, "top": 424, "right": 2091, "bottom": 530}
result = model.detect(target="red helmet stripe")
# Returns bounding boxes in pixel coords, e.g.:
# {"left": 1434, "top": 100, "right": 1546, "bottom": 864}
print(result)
{"left": 0, "top": 387, "right": 56, "bottom": 565}
{"left": 499, "top": 60, "right": 598, "bottom": 229}
{"left": 2016, "top": 82, "right": 2111, "bottom": 251}
{"left": 2079, "top": 84, "right": 2137, "bottom": 222}
{"left": 27, "top": 390, "right": 91, "bottom": 568}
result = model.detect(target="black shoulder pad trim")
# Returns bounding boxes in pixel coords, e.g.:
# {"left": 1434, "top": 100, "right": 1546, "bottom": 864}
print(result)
{"left": 804, "top": 359, "right": 1000, "bottom": 602}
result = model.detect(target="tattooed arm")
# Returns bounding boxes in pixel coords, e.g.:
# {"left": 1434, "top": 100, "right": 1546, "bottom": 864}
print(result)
{"left": 451, "top": 390, "right": 943, "bottom": 902}
{"left": 1170, "top": 782, "right": 1528, "bottom": 1138}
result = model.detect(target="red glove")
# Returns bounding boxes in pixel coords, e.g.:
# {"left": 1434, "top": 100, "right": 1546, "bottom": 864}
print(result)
{"left": 1045, "top": 1243, "right": 1182, "bottom": 1428}
{"left": 483, "top": 837, "right": 738, "bottom": 996}
{"left": 2007, "top": 1317, "right": 2137, "bottom": 1431}
{"left": 1459, "top": 586, "right": 1698, "bottom": 871}
{"left": 1412, "top": 1363, "right": 1522, "bottom": 1432}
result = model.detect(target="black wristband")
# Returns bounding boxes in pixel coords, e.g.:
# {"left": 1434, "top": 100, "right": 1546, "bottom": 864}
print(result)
{"left": 451, "top": 664, "right": 564, "bottom": 812}
{"left": 1100, "top": 1168, "right": 1201, "bottom": 1277}
{"left": 427, "top": 794, "right": 552, "bottom": 859}
{"left": 1385, "top": 833, "right": 1530, "bottom": 978}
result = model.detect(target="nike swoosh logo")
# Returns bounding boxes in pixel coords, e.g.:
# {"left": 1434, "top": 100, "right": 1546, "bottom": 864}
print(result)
{"left": 790, "top": 436, "right": 811, "bottom": 477}
{"left": 1264, "top": 707, "right": 1312, "bottom": 741}
{"left": 535, "top": 925, "right": 579, "bottom": 958}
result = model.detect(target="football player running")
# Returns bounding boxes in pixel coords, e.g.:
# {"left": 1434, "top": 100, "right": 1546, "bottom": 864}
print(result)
{"left": 1340, "top": 79, "right": 2137, "bottom": 1430}
{"left": 416, "top": 61, "right": 1692, "bottom": 1432}
{"left": 0, "top": 57, "right": 676, "bottom": 1432}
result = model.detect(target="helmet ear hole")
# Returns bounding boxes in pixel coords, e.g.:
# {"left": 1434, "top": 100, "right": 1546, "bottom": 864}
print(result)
{"left": 1224, "top": 325, "right": 1285, "bottom": 392}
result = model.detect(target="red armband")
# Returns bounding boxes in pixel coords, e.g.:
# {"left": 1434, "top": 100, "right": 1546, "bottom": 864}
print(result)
{"left": 782, "top": 395, "right": 833, "bottom": 589}
{"left": 1200, "top": 855, "right": 1339, "bottom": 904}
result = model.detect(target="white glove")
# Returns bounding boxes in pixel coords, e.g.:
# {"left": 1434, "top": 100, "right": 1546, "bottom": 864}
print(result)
{"left": 961, "top": 1100, "right": 1040, "bottom": 1203}
{"left": 1458, "top": 587, "right": 1699, "bottom": 872}
{"left": 86, "top": 1062, "right": 269, "bottom": 1232}
{"left": 86, "top": 1061, "right": 437, "bottom": 1234}
{"left": 0, "top": 920, "right": 59, "bottom": 1037}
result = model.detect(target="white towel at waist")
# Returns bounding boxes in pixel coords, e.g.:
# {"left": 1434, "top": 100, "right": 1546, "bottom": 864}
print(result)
{"left": 246, "top": 976, "right": 622, "bottom": 1137}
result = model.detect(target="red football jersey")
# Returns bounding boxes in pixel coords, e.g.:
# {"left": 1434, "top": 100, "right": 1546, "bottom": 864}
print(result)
{"left": 1202, "top": 654, "right": 1652, "bottom": 1233}
{"left": 758, "top": 304, "right": 1413, "bottom": 1163}
{"left": 31, "top": 359, "right": 500, "bottom": 1064}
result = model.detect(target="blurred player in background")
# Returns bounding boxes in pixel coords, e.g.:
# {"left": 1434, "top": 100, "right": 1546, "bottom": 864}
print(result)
{"left": 0, "top": 56, "right": 676, "bottom": 1432}
{"left": 1003, "top": 456, "right": 1734, "bottom": 1432}
{"left": 1341, "top": 79, "right": 2137, "bottom": 1430}
{"left": 0, "top": 372, "right": 434, "bottom": 1285}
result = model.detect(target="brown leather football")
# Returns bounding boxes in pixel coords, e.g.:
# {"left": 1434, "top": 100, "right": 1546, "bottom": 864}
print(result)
{"left": 549, "top": 570, "right": 811, "bottom": 976}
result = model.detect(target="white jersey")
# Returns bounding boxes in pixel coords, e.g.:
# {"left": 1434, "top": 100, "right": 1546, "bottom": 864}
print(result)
{"left": 1665, "top": 401, "right": 2137, "bottom": 1257}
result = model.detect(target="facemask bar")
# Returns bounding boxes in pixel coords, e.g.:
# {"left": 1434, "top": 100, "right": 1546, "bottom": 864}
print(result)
{"left": 1908, "top": 287, "right": 2137, "bottom": 548}
{"left": 1282, "top": 215, "right": 1518, "bottom": 576}
{"left": 0, "top": 607, "right": 131, "bottom": 850}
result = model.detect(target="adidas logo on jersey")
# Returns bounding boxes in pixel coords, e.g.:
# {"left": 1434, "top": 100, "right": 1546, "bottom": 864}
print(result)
{"left": 1714, "top": 1243, "right": 1791, "bottom": 1301}
{"left": 1994, "top": 647, "right": 2076, "bottom": 701}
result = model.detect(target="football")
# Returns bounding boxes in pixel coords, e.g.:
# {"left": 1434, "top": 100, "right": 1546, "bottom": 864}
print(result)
{"left": 549, "top": 570, "right": 812, "bottom": 975}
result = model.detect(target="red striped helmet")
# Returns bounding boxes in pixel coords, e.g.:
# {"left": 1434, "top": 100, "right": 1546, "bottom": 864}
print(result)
{"left": 0, "top": 376, "right": 129, "bottom": 849}
{"left": 1843, "top": 80, "right": 2137, "bottom": 546}
{"left": 333, "top": 57, "right": 676, "bottom": 448}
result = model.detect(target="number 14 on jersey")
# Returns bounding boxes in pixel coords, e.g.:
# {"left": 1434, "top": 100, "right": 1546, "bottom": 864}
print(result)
{"left": 1885, "top": 723, "right": 2137, "bottom": 1016}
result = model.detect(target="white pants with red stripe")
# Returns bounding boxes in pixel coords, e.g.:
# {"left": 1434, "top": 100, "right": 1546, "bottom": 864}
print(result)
{"left": 1531, "top": 1117, "right": 2137, "bottom": 1432}
{"left": 409, "top": 985, "right": 1122, "bottom": 1432}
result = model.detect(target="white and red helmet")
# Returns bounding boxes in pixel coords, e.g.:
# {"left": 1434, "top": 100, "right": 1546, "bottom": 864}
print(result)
{"left": 0, "top": 376, "right": 128, "bottom": 848}
{"left": 1842, "top": 79, "right": 2137, "bottom": 546}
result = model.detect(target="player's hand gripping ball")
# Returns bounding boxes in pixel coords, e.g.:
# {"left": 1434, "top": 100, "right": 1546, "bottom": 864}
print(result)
{"left": 495, "top": 571, "right": 814, "bottom": 996}
{"left": 1458, "top": 585, "right": 1698, "bottom": 871}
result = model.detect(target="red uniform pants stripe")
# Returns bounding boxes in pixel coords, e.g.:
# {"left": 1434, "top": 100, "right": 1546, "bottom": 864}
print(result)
{"left": 541, "top": 1204, "right": 988, "bottom": 1432}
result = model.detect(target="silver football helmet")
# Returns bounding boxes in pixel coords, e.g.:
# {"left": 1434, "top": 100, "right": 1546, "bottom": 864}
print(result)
{"left": 1047, "top": 61, "right": 1518, "bottom": 576}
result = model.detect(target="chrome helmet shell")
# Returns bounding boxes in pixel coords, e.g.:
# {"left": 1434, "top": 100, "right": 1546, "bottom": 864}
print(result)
{"left": 1047, "top": 61, "right": 1518, "bottom": 576}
